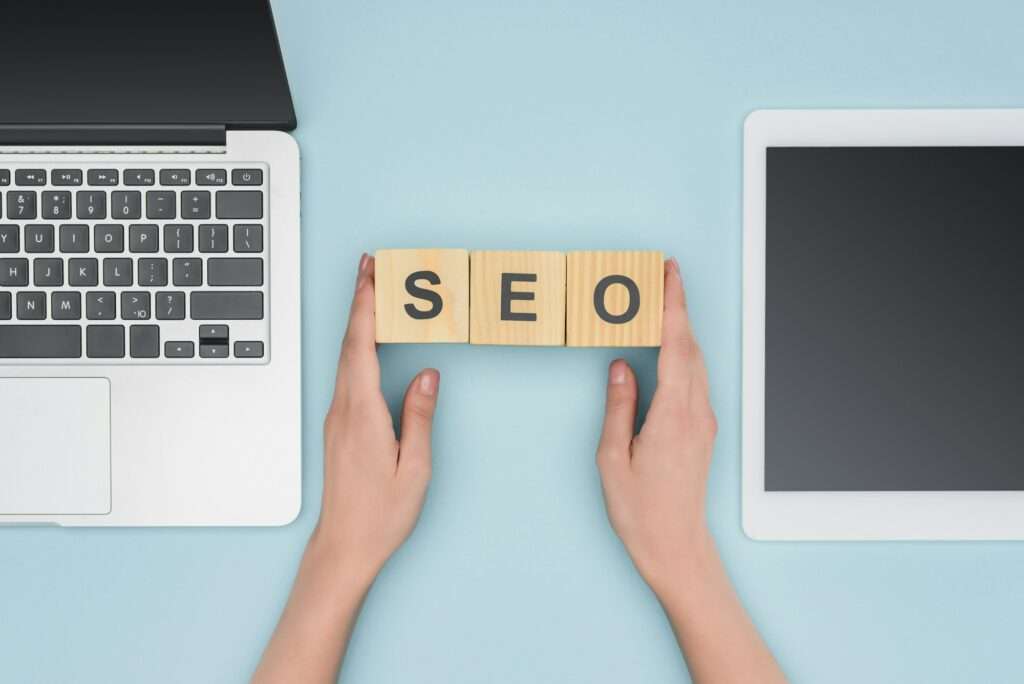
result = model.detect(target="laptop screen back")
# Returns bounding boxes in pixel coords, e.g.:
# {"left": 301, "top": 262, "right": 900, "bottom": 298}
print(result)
{"left": 0, "top": 0, "right": 295, "bottom": 130}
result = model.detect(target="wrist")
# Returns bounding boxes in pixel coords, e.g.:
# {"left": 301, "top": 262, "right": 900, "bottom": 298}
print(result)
{"left": 641, "top": 526, "right": 723, "bottom": 604}
{"left": 302, "top": 528, "right": 381, "bottom": 598}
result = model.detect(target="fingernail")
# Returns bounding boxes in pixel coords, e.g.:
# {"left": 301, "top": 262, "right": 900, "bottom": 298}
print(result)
{"left": 669, "top": 256, "right": 680, "bottom": 273}
{"left": 419, "top": 369, "right": 439, "bottom": 396}
{"left": 609, "top": 360, "right": 627, "bottom": 385}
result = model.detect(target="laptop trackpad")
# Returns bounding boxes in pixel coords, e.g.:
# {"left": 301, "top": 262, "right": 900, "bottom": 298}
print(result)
{"left": 0, "top": 378, "right": 111, "bottom": 515}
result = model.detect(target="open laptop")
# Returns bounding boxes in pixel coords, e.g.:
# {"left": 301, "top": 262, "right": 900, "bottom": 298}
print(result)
{"left": 0, "top": 0, "right": 301, "bottom": 526}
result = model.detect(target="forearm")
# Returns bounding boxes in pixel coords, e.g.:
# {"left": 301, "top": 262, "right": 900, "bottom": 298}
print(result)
{"left": 253, "top": 534, "right": 376, "bottom": 684}
{"left": 653, "top": 534, "right": 786, "bottom": 684}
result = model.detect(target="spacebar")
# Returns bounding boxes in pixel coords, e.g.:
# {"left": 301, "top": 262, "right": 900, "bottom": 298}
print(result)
{"left": 0, "top": 325, "right": 82, "bottom": 358}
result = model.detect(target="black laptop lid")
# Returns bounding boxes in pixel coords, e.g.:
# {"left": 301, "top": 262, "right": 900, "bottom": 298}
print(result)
{"left": 0, "top": 0, "right": 296, "bottom": 133}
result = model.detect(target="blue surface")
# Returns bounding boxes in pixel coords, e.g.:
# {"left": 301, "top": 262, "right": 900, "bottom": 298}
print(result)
{"left": 4, "top": 1, "right": 1024, "bottom": 681}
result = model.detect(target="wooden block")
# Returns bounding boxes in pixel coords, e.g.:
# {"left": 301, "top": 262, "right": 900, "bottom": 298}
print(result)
{"left": 566, "top": 251, "right": 664, "bottom": 347}
{"left": 374, "top": 249, "right": 470, "bottom": 343}
{"left": 469, "top": 251, "right": 566, "bottom": 346}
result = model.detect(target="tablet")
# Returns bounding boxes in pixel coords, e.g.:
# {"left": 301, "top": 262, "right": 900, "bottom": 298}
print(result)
{"left": 743, "top": 109, "right": 1024, "bottom": 540}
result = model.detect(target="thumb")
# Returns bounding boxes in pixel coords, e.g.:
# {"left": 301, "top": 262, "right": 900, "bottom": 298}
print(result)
{"left": 597, "top": 359, "right": 637, "bottom": 475}
{"left": 398, "top": 368, "right": 441, "bottom": 478}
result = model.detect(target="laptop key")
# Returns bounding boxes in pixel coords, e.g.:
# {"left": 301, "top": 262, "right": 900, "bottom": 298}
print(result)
{"left": 139, "top": 258, "right": 168, "bottom": 287}
{"left": 0, "top": 225, "right": 19, "bottom": 252}
{"left": 199, "top": 324, "right": 229, "bottom": 342}
{"left": 103, "top": 258, "right": 133, "bottom": 286}
{"left": 33, "top": 258, "right": 63, "bottom": 286}
{"left": 42, "top": 191, "right": 72, "bottom": 219}
{"left": 0, "top": 292, "right": 9, "bottom": 319}
{"left": 76, "top": 191, "right": 106, "bottom": 219}
{"left": 196, "top": 169, "right": 227, "bottom": 186}
{"left": 15, "top": 169, "right": 46, "bottom": 186}
{"left": 0, "top": 170, "right": 9, "bottom": 186}
{"left": 8, "top": 191, "right": 37, "bottom": 220}
{"left": 181, "top": 191, "right": 211, "bottom": 220}
{"left": 112, "top": 191, "right": 142, "bottom": 220}
{"left": 190, "top": 291, "right": 263, "bottom": 320}
{"left": 159, "top": 169, "right": 191, "bottom": 186}
{"left": 199, "top": 224, "right": 228, "bottom": 252}
{"left": 0, "top": 325, "right": 81, "bottom": 358}
{"left": 155, "top": 291, "right": 185, "bottom": 320}
{"left": 87, "top": 169, "right": 118, "bottom": 186}
{"left": 208, "top": 258, "right": 263, "bottom": 286}
{"left": 60, "top": 224, "right": 90, "bottom": 253}
{"left": 234, "top": 341, "right": 264, "bottom": 358}
{"left": 69, "top": 258, "right": 99, "bottom": 287}
{"left": 165, "top": 341, "right": 195, "bottom": 358}
{"left": 25, "top": 224, "right": 55, "bottom": 253}
{"left": 232, "top": 169, "right": 263, "bottom": 186}
{"left": 130, "top": 325, "right": 160, "bottom": 358}
{"left": 121, "top": 291, "right": 151, "bottom": 320}
{"left": 172, "top": 258, "right": 202, "bottom": 286}
{"left": 0, "top": 258, "right": 29, "bottom": 286}
{"left": 17, "top": 291, "right": 46, "bottom": 319}
{"left": 52, "top": 169, "right": 83, "bottom": 186}
{"left": 86, "top": 325, "right": 124, "bottom": 358}
{"left": 146, "top": 191, "right": 176, "bottom": 220}
{"left": 52, "top": 291, "right": 82, "bottom": 320}
{"left": 94, "top": 224, "right": 125, "bottom": 253}
{"left": 233, "top": 224, "right": 263, "bottom": 252}
{"left": 199, "top": 344, "right": 229, "bottom": 359}
{"left": 85, "top": 291, "right": 116, "bottom": 320}
{"left": 124, "top": 169, "right": 155, "bottom": 186}
{"left": 164, "top": 224, "right": 194, "bottom": 252}
{"left": 129, "top": 224, "right": 159, "bottom": 253}
{"left": 216, "top": 191, "right": 262, "bottom": 219}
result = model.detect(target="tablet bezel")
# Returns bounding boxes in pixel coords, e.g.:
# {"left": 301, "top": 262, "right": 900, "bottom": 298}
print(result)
{"left": 742, "top": 109, "right": 1024, "bottom": 540}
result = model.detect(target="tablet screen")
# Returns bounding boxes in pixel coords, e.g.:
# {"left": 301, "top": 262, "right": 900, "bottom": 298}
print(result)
{"left": 766, "top": 146, "right": 1024, "bottom": 491}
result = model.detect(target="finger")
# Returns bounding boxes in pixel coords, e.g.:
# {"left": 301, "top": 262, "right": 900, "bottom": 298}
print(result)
{"left": 657, "top": 257, "right": 695, "bottom": 381}
{"left": 597, "top": 359, "right": 637, "bottom": 474}
{"left": 334, "top": 253, "right": 381, "bottom": 401}
{"left": 650, "top": 259, "right": 711, "bottom": 422}
{"left": 398, "top": 369, "right": 441, "bottom": 477}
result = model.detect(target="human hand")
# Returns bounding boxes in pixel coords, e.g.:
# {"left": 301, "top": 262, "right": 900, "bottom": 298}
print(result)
{"left": 596, "top": 258, "right": 718, "bottom": 596}
{"left": 311, "top": 253, "right": 440, "bottom": 584}
{"left": 254, "top": 254, "right": 440, "bottom": 684}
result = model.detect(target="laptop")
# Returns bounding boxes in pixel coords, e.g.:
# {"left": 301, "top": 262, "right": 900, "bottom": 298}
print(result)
{"left": 0, "top": 0, "right": 301, "bottom": 526}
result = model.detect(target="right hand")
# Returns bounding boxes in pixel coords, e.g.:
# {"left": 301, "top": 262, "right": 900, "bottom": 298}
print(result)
{"left": 595, "top": 257, "right": 719, "bottom": 595}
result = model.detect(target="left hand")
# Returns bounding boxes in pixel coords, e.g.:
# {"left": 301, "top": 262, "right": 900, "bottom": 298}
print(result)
{"left": 311, "top": 253, "right": 440, "bottom": 583}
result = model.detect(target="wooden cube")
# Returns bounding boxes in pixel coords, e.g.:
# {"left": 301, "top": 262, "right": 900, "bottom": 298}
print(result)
{"left": 566, "top": 251, "right": 664, "bottom": 347}
{"left": 469, "top": 251, "right": 566, "bottom": 346}
{"left": 375, "top": 249, "right": 470, "bottom": 343}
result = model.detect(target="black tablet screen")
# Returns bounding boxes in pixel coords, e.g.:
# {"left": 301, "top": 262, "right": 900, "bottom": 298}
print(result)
{"left": 766, "top": 147, "right": 1024, "bottom": 491}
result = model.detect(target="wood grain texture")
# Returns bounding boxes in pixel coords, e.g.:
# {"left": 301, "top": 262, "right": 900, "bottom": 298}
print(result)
{"left": 375, "top": 248, "right": 470, "bottom": 343}
{"left": 566, "top": 250, "right": 663, "bottom": 347}
{"left": 469, "top": 251, "right": 566, "bottom": 346}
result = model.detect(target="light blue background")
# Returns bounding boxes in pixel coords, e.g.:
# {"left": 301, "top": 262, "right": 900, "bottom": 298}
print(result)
{"left": 4, "top": 1, "right": 1024, "bottom": 681}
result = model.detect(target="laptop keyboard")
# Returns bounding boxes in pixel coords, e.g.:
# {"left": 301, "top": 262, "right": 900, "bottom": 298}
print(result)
{"left": 0, "top": 164, "right": 269, "bottom": 363}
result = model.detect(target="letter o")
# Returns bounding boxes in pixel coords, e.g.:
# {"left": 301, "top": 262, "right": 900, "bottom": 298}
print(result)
{"left": 593, "top": 275, "right": 640, "bottom": 324}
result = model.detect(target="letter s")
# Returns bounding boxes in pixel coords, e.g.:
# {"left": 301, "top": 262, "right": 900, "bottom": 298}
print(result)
{"left": 404, "top": 270, "right": 444, "bottom": 319}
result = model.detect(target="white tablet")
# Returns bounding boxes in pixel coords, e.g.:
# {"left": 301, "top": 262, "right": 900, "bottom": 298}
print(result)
{"left": 743, "top": 109, "right": 1024, "bottom": 540}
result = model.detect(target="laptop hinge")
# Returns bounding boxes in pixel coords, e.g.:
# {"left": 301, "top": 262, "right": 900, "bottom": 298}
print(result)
{"left": 0, "top": 124, "right": 226, "bottom": 146}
